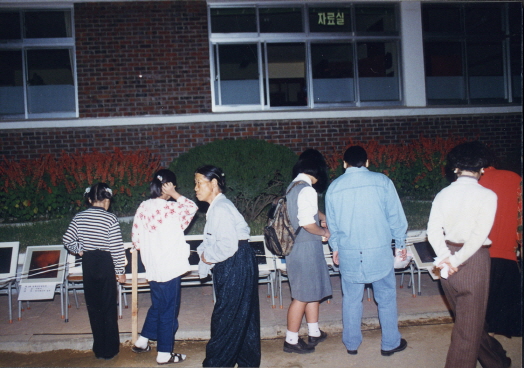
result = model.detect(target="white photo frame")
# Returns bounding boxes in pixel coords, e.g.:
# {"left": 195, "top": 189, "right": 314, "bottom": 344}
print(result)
{"left": 0, "top": 241, "right": 19, "bottom": 282}
{"left": 20, "top": 245, "right": 67, "bottom": 284}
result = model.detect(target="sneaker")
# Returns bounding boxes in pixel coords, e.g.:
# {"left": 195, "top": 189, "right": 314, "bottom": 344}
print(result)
{"left": 283, "top": 338, "right": 315, "bottom": 354}
{"left": 381, "top": 338, "right": 407, "bottom": 356}
{"left": 308, "top": 330, "right": 328, "bottom": 347}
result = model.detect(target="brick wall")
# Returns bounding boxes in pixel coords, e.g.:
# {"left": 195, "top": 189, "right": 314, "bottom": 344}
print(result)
{"left": 75, "top": 1, "right": 211, "bottom": 117}
{"left": 1, "top": 113, "right": 521, "bottom": 173}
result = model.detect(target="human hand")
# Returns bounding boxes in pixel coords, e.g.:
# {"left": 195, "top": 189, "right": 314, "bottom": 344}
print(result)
{"left": 116, "top": 274, "right": 126, "bottom": 283}
{"left": 162, "top": 183, "right": 179, "bottom": 199}
{"left": 201, "top": 253, "right": 213, "bottom": 265}
{"left": 78, "top": 251, "right": 84, "bottom": 257}
{"left": 396, "top": 248, "right": 407, "bottom": 261}
{"left": 333, "top": 251, "right": 339, "bottom": 266}
{"left": 438, "top": 257, "right": 458, "bottom": 276}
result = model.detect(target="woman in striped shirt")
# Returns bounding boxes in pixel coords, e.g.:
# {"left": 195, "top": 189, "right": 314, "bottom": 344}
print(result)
{"left": 63, "top": 182, "right": 126, "bottom": 360}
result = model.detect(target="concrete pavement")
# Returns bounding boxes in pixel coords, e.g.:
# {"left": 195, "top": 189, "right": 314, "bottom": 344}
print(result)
{"left": 0, "top": 273, "right": 454, "bottom": 353}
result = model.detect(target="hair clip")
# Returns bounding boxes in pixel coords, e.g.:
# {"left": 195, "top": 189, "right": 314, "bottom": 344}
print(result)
{"left": 84, "top": 187, "right": 91, "bottom": 195}
{"left": 106, "top": 188, "right": 113, "bottom": 195}
{"left": 157, "top": 175, "right": 163, "bottom": 181}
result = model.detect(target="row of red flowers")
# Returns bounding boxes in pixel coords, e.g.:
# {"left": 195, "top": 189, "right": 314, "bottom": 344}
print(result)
{"left": 0, "top": 149, "right": 160, "bottom": 222}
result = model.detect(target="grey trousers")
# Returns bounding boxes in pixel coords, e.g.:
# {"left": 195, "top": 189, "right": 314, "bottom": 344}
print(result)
{"left": 441, "top": 245, "right": 509, "bottom": 368}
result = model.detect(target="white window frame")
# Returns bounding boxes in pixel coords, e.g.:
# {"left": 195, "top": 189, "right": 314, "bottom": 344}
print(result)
{"left": 0, "top": 4, "right": 78, "bottom": 120}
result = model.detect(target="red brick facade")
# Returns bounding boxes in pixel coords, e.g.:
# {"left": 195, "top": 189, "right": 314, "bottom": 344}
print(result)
{"left": 75, "top": 1, "right": 211, "bottom": 117}
{"left": 1, "top": 114, "right": 521, "bottom": 170}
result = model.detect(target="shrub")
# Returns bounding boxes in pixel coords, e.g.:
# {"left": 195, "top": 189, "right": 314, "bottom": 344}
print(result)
{"left": 170, "top": 139, "right": 298, "bottom": 223}
{"left": 325, "top": 136, "right": 467, "bottom": 199}
{"left": 0, "top": 149, "right": 160, "bottom": 222}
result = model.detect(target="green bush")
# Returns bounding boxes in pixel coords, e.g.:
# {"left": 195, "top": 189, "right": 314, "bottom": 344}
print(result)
{"left": 170, "top": 139, "right": 298, "bottom": 223}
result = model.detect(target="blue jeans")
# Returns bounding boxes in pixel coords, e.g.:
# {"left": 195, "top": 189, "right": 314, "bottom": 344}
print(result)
{"left": 140, "top": 277, "right": 182, "bottom": 353}
{"left": 341, "top": 267, "right": 401, "bottom": 351}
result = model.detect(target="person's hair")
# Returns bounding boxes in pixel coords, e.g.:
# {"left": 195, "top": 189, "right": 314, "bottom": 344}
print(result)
{"left": 195, "top": 165, "right": 226, "bottom": 193}
{"left": 293, "top": 149, "right": 329, "bottom": 193}
{"left": 447, "top": 141, "right": 490, "bottom": 174}
{"left": 343, "top": 146, "right": 368, "bottom": 168}
{"left": 84, "top": 182, "right": 113, "bottom": 206}
{"left": 150, "top": 169, "right": 177, "bottom": 199}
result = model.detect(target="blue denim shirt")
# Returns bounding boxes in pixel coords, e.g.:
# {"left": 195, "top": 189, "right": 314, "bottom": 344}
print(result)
{"left": 326, "top": 167, "right": 408, "bottom": 283}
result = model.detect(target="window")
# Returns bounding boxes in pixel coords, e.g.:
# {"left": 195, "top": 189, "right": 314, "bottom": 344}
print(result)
{"left": 422, "top": 3, "right": 522, "bottom": 105}
{"left": 0, "top": 8, "right": 76, "bottom": 119}
{"left": 209, "top": 3, "right": 400, "bottom": 111}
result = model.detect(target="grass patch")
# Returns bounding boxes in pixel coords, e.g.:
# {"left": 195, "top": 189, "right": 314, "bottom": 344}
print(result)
{"left": 1, "top": 199, "right": 431, "bottom": 253}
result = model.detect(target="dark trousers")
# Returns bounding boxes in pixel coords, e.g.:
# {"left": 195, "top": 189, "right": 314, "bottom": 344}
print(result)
{"left": 441, "top": 246, "right": 508, "bottom": 368}
{"left": 203, "top": 241, "right": 261, "bottom": 368}
{"left": 82, "top": 250, "right": 120, "bottom": 359}
{"left": 140, "top": 277, "right": 182, "bottom": 353}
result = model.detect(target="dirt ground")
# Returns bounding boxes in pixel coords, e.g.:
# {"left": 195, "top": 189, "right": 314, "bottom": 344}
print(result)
{"left": 0, "top": 324, "right": 521, "bottom": 368}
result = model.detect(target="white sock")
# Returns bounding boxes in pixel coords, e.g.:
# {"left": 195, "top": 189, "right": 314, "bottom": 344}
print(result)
{"left": 308, "top": 322, "right": 321, "bottom": 337}
{"left": 135, "top": 335, "right": 149, "bottom": 349}
{"left": 286, "top": 330, "right": 299, "bottom": 344}
{"left": 157, "top": 352, "right": 172, "bottom": 363}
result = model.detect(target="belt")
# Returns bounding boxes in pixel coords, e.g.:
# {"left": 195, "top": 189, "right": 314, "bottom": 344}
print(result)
{"left": 445, "top": 240, "right": 490, "bottom": 248}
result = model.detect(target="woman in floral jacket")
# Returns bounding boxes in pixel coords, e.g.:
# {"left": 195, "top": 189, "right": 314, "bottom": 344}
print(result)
{"left": 130, "top": 169, "right": 198, "bottom": 365}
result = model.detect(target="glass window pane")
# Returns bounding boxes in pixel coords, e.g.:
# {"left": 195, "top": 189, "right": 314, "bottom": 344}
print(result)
{"left": 357, "top": 42, "right": 399, "bottom": 101}
{"left": 260, "top": 8, "right": 303, "bottom": 33}
{"left": 355, "top": 5, "right": 397, "bottom": 33}
{"left": 24, "top": 11, "right": 72, "bottom": 38}
{"left": 0, "top": 11, "right": 21, "bottom": 40}
{"left": 210, "top": 8, "right": 256, "bottom": 33}
{"left": 311, "top": 43, "right": 354, "bottom": 103}
{"left": 309, "top": 7, "right": 351, "bottom": 33}
{"left": 424, "top": 42, "right": 465, "bottom": 104}
{"left": 266, "top": 43, "right": 306, "bottom": 106}
{"left": 0, "top": 50, "right": 24, "bottom": 116}
{"left": 215, "top": 44, "right": 259, "bottom": 105}
{"left": 465, "top": 4, "right": 503, "bottom": 35}
{"left": 26, "top": 49, "right": 75, "bottom": 114}
{"left": 422, "top": 5, "right": 461, "bottom": 33}
{"left": 467, "top": 42, "right": 505, "bottom": 102}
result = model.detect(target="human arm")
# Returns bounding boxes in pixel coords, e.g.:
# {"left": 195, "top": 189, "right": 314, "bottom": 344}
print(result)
{"left": 162, "top": 185, "right": 198, "bottom": 231}
{"left": 297, "top": 186, "right": 330, "bottom": 239}
{"left": 108, "top": 220, "right": 126, "bottom": 275}
{"left": 199, "top": 200, "right": 245, "bottom": 264}
{"left": 63, "top": 218, "right": 83, "bottom": 255}
{"left": 385, "top": 179, "right": 408, "bottom": 250}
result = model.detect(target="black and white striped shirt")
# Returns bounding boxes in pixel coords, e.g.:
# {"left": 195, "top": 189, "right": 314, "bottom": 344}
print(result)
{"left": 63, "top": 207, "right": 126, "bottom": 275}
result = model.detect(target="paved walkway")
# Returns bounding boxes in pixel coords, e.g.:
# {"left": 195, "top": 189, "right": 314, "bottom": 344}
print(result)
{"left": 0, "top": 272, "right": 453, "bottom": 353}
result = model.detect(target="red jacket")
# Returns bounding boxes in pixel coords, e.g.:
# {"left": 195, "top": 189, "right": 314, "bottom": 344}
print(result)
{"left": 479, "top": 167, "right": 521, "bottom": 261}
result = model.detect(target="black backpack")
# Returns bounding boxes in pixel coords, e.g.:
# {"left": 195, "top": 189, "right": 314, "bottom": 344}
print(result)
{"left": 263, "top": 181, "right": 303, "bottom": 256}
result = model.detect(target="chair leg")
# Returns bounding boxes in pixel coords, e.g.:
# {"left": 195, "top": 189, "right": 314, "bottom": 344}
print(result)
{"left": 8, "top": 282, "right": 13, "bottom": 324}
{"left": 118, "top": 284, "right": 123, "bottom": 319}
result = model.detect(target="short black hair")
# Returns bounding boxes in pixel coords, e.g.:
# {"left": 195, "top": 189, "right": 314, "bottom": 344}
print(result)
{"left": 447, "top": 141, "right": 490, "bottom": 173}
{"left": 343, "top": 146, "right": 367, "bottom": 168}
{"left": 293, "top": 149, "right": 328, "bottom": 193}
{"left": 84, "top": 182, "right": 112, "bottom": 206}
{"left": 195, "top": 165, "right": 227, "bottom": 193}
{"left": 150, "top": 169, "right": 177, "bottom": 199}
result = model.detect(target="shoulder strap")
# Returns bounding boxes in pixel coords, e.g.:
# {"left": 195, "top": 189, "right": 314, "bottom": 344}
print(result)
{"left": 285, "top": 180, "right": 307, "bottom": 196}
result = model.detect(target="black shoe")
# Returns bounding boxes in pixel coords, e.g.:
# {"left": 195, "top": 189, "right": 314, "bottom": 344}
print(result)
{"left": 96, "top": 353, "right": 118, "bottom": 360}
{"left": 157, "top": 353, "right": 187, "bottom": 365}
{"left": 308, "top": 330, "right": 328, "bottom": 347}
{"left": 283, "top": 338, "right": 315, "bottom": 354}
{"left": 347, "top": 349, "right": 358, "bottom": 355}
{"left": 132, "top": 345, "right": 151, "bottom": 354}
{"left": 505, "top": 357, "right": 511, "bottom": 368}
{"left": 381, "top": 338, "right": 407, "bottom": 356}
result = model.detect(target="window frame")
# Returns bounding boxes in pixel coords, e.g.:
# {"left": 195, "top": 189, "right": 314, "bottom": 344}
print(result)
{"left": 0, "top": 5, "right": 78, "bottom": 120}
{"left": 208, "top": 2, "right": 403, "bottom": 112}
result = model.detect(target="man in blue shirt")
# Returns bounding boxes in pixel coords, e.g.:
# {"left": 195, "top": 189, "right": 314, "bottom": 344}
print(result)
{"left": 326, "top": 146, "right": 408, "bottom": 356}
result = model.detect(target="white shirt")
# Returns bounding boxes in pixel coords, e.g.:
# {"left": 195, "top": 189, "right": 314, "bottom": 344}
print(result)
{"left": 293, "top": 174, "right": 318, "bottom": 227}
{"left": 132, "top": 196, "right": 198, "bottom": 282}
{"left": 427, "top": 176, "right": 497, "bottom": 268}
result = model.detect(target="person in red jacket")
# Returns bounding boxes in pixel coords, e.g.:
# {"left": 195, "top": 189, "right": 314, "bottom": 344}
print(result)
{"left": 478, "top": 142, "right": 522, "bottom": 337}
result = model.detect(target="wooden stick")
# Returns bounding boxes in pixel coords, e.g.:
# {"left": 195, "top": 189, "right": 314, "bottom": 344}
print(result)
{"left": 131, "top": 248, "right": 138, "bottom": 344}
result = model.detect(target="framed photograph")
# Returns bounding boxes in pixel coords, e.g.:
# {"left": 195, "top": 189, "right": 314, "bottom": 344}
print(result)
{"left": 0, "top": 241, "right": 20, "bottom": 281}
{"left": 20, "top": 245, "right": 67, "bottom": 284}
{"left": 185, "top": 234, "right": 204, "bottom": 267}
{"left": 409, "top": 241, "right": 437, "bottom": 269}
